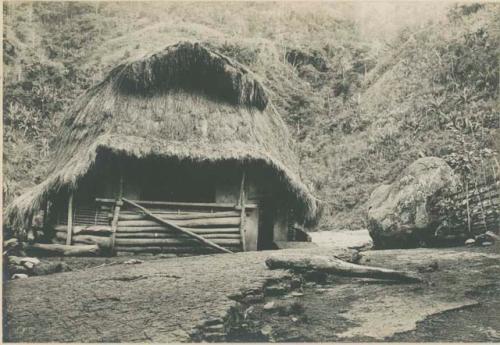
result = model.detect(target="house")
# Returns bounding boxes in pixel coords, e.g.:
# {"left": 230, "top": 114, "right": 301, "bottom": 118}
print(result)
{"left": 6, "top": 42, "right": 318, "bottom": 255}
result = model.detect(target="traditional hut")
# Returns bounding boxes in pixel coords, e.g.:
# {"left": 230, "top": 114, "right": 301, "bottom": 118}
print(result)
{"left": 5, "top": 42, "right": 318, "bottom": 255}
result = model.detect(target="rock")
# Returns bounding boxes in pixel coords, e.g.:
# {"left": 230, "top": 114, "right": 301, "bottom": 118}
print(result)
{"left": 482, "top": 241, "right": 493, "bottom": 247}
{"left": 124, "top": 259, "right": 143, "bottom": 265}
{"left": 8, "top": 264, "right": 29, "bottom": 275}
{"left": 8, "top": 256, "right": 24, "bottom": 266}
{"left": 485, "top": 231, "right": 499, "bottom": 241}
{"left": 23, "top": 262, "right": 35, "bottom": 270}
{"left": 4, "top": 238, "right": 18, "bottom": 248}
{"left": 291, "top": 292, "right": 304, "bottom": 297}
{"left": 260, "top": 325, "right": 272, "bottom": 335}
{"left": 31, "top": 262, "right": 72, "bottom": 276}
{"left": 475, "top": 232, "right": 499, "bottom": 244}
{"left": 367, "top": 157, "right": 459, "bottom": 248}
{"left": 12, "top": 273, "right": 29, "bottom": 279}
{"left": 21, "top": 257, "right": 40, "bottom": 269}
{"left": 264, "top": 285, "right": 287, "bottom": 296}
{"left": 465, "top": 238, "right": 476, "bottom": 246}
{"left": 263, "top": 302, "right": 275, "bottom": 310}
{"left": 203, "top": 317, "right": 223, "bottom": 326}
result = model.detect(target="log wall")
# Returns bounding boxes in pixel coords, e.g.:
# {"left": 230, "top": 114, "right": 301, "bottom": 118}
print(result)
{"left": 51, "top": 199, "right": 259, "bottom": 255}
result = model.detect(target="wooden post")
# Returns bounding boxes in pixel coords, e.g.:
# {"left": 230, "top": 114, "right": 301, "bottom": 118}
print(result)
{"left": 27, "top": 211, "right": 34, "bottom": 242}
{"left": 110, "top": 175, "right": 123, "bottom": 255}
{"left": 42, "top": 199, "right": 49, "bottom": 232}
{"left": 122, "top": 198, "right": 234, "bottom": 254}
{"left": 66, "top": 192, "right": 74, "bottom": 245}
{"left": 473, "top": 179, "right": 488, "bottom": 233}
{"left": 238, "top": 171, "right": 247, "bottom": 251}
{"left": 463, "top": 182, "right": 471, "bottom": 235}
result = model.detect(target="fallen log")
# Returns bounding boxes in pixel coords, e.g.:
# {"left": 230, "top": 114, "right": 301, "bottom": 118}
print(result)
{"left": 27, "top": 243, "right": 100, "bottom": 257}
{"left": 265, "top": 254, "right": 422, "bottom": 283}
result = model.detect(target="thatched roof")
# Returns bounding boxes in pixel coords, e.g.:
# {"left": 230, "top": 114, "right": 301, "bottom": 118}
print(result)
{"left": 6, "top": 42, "right": 318, "bottom": 226}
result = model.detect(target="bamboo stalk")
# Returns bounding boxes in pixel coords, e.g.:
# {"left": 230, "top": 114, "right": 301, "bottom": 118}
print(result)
{"left": 122, "top": 198, "right": 234, "bottom": 254}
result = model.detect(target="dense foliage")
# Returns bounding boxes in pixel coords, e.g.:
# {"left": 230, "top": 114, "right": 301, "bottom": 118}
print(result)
{"left": 3, "top": 2, "right": 499, "bottom": 231}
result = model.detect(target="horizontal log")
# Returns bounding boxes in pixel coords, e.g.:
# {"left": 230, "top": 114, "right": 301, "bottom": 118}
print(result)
{"left": 115, "top": 238, "right": 241, "bottom": 246}
{"left": 97, "top": 198, "right": 257, "bottom": 209}
{"left": 117, "top": 217, "right": 240, "bottom": 228}
{"left": 115, "top": 246, "right": 215, "bottom": 254}
{"left": 115, "top": 232, "right": 241, "bottom": 239}
{"left": 115, "top": 211, "right": 241, "bottom": 221}
{"left": 55, "top": 233, "right": 111, "bottom": 248}
{"left": 116, "top": 232, "right": 180, "bottom": 239}
{"left": 116, "top": 226, "right": 240, "bottom": 234}
{"left": 28, "top": 243, "right": 100, "bottom": 257}
{"left": 54, "top": 225, "right": 112, "bottom": 235}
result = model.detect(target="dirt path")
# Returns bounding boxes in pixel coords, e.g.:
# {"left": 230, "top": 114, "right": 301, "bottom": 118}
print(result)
{"left": 234, "top": 246, "right": 500, "bottom": 342}
{"left": 4, "top": 245, "right": 499, "bottom": 342}
{"left": 3, "top": 248, "right": 354, "bottom": 342}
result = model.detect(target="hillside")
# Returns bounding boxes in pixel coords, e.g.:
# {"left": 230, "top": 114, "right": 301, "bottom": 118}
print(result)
{"left": 3, "top": 2, "right": 499, "bottom": 231}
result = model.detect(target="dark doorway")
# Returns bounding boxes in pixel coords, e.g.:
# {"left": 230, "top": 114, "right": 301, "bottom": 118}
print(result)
{"left": 257, "top": 198, "right": 275, "bottom": 250}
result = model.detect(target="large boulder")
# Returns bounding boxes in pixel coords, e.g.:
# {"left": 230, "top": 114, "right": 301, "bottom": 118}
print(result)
{"left": 367, "top": 157, "right": 459, "bottom": 248}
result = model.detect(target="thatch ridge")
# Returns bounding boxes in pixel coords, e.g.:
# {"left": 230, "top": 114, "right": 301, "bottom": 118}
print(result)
{"left": 6, "top": 42, "right": 317, "bottom": 227}
{"left": 114, "top": 41, "right": 268, "bottom": 109}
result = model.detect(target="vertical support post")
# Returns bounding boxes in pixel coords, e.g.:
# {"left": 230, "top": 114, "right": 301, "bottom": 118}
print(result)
{"left": 42, "top": 199, "right": 48, "bottom": 232}
{"left": 238, "top": 170, "right": 247, "bottom": 252}
{"left": 66, "top": 192, "right": 74, "bottom": 245}
{"left": 465, "top": 183, "right": 471, "bottom": 234}
{"left": 110, "top": 175, "right": 123, "bottom": 256}
{"left": 27, "top": 211, "right": 34, "bottom": 242}
{"left": 473, "top": 179, "right": 488, "bottom": 233}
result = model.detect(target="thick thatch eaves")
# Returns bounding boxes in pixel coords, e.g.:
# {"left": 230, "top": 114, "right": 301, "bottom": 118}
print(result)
{"left": 6, "top": 42, "right": 317, "bottom": 227}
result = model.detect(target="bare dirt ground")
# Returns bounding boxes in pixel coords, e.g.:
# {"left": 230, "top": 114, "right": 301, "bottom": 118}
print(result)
{"left": 3, "top": 245, "right": 499, "bottom": 342}
{"left": 246, "top": 245, "right": 500, "bottom": 342}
